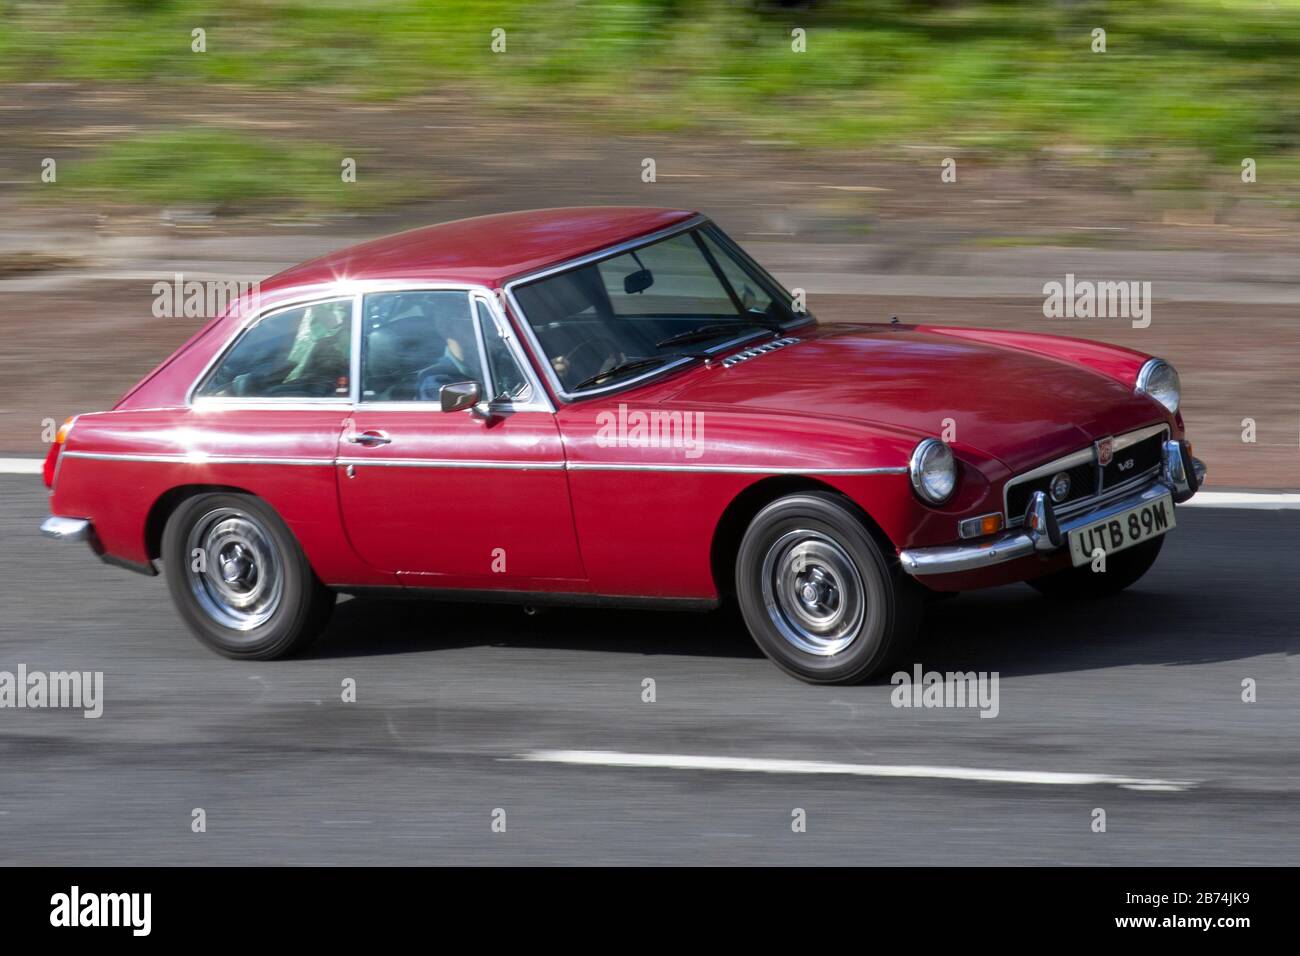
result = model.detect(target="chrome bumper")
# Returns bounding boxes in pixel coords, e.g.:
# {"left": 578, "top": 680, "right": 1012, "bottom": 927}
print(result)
{"left": 899, "top": 446, "right": 1205, "bottom": 577}
{"left": 40, "top": 515, "right": 92, "bottom": 542}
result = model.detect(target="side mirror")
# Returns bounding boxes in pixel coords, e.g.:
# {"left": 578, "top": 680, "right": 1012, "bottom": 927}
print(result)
{"left": 439, "top": 381, "right": 481, "bottom": 413}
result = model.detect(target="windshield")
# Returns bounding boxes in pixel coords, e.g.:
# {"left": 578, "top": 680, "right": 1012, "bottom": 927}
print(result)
{"left": 511, "top": 224, "right": 806, "bottom": 394}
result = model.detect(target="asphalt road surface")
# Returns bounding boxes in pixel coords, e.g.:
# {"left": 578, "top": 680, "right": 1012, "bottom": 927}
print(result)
{"left": 1, "top": 475, "right": 1295, "bottom": 865}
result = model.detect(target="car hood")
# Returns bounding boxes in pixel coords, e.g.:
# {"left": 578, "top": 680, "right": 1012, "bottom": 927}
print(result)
{"left": 662, "top": 323, "right": 1164, "bottom": 474}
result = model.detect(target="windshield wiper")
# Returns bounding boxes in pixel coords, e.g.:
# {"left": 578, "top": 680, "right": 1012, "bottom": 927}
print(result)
{"left": 655, "top": 320, "right": 773, "bottom": 350}
{"left": 572, "top": 356, "right": 676, "bottom": 391}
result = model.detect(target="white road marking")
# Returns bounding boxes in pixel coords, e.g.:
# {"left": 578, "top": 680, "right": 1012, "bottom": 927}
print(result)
{"left": 517, "top": 750, "right": 1197, "bottom": 791}
{"left": 0, "top": 458, "right": 41, "bottom": 475}
{"left": 1179, "top": 491, "right": 1300, "bottom": 509}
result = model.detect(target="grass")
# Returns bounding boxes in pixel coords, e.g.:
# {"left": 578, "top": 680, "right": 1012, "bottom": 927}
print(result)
{"left": 3, "top": 0, "right": 1298, "bottom": 204}
{"left": 59, "top": 127, "right": 428, "bottom": 212}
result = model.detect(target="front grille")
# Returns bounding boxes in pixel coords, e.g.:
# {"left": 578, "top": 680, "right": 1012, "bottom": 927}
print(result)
{"left": 1004, "top": 425, "right": 1167, "bottom": 525}
{"left": 1006, "top": 461, "right": 1095, "bottom": 517}
{"left": 1101, "top": 432, "right": 1163, "bottom": 490}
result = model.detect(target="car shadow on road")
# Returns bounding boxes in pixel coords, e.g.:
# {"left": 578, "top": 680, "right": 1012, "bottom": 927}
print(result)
{"left": 307, "top": 578, "right": 1279, "bottom": 678}
{"left": 309, "top": 595, "right": 764, "bottom": 661}
{"left": 916, "top": 583, "right": 1284, "bottom": 679}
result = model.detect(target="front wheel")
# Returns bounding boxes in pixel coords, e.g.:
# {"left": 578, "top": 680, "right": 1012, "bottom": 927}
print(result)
{"left": 1027, "top": 534, "right": 1164, "bottom": 600}
{"left": 735, "top": 492, "right": 923, "bottom": 684}
{"left": 162, "top": 492, "right": 334, "bottom": 659}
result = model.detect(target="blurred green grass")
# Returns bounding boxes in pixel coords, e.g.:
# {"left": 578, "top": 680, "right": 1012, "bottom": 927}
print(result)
{"left": 61, "top": 127, "right": 430, "bottom": 212}
{"left": 3, "top": 0, "right": 1298, "bottom": 189}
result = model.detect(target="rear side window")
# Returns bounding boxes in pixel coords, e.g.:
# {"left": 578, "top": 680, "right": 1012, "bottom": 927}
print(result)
{"left": 196, "top": 299, "right": 353, "bottom": 399}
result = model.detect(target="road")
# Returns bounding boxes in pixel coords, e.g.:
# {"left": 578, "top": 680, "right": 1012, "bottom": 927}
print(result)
{"left": 1, "top": 475, "right": 1295, "bottom": 865}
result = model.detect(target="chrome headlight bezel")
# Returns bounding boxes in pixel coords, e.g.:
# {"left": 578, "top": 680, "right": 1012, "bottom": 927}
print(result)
{"left": 909, "top": 438, "right": 956, "bottom": 505}
{"left": 1135, "top": 358, "right": 1180, "bottom": 414}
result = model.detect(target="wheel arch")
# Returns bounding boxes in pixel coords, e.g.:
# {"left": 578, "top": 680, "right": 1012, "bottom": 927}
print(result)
{"left": 144, "top": 483, "right": 259, "bottom": 561}
{"left": 709, "top": 475, "right": 896, "bottom": 601}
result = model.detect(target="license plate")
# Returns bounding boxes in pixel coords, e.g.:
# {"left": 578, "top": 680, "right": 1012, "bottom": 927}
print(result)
{"left": 1067, "top": 495, "right": 1175, "bottom": 567}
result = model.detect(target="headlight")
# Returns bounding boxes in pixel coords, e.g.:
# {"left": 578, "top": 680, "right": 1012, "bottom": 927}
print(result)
{"left": 1136, "top": 358, "right": 1180, "bottom": 414}
{"left": 909, "top": 438, "right": 956, "bottom": 505}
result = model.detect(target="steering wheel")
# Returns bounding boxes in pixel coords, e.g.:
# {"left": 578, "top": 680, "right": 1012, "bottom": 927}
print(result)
{"left": 554, "top": 338, "right": 625, "bottom": 387}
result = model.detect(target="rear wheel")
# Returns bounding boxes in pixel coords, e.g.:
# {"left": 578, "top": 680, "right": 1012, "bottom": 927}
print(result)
{"left": 162, "top": 492, "right": 333, "bottom": 659}
{"left": 735, "top": 492, "right": 923, "bottom": 684}
{"left": 1027, "top": 535, "right": 1164, "bottom": 600}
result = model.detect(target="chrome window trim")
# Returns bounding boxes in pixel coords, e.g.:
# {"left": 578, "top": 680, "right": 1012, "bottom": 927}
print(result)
{"left": 502, "top": 216, "right": 814, "bottom": 404}
{"left": 186, "top": 293, "right": 360, "bottom": 406}
{"left": 1002, "top": 423, "right": 1170, "bottom": 523}
{"left": 352, "top": 285, "right": 480, "bottom": 407}
{"left": 471, "top": 291, "right": 551, "bottom": 412}
{"left": 348, "top": 291, "right": 363, "bottom": 404}
{"left": 186, "top": 280, "right": 556, "bottom": 414}
{"left": 349, "top": 284, "right": 553, "bottom": 413}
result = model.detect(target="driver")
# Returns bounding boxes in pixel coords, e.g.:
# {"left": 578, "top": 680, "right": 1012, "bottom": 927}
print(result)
{"left": 416, "top": 310, "right": 483, "bottom": 401}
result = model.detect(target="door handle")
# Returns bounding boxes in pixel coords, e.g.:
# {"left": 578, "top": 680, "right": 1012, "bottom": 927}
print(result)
{"left": 346, "top": 430, "right": 392, "bottom": 446}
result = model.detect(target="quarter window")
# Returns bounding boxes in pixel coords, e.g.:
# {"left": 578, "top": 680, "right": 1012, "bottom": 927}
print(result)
{"left": 477, "top": 300, "right": 531, "bottom": 403}
{"left": 360, "top": 291, "right": 484, "bottom": 402}
{"left": 196, "top": 298, "right": 352, "bottom": 399}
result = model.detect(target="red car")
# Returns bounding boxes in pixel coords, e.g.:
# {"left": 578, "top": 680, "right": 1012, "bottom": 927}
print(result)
{"left": 41, "top": 207, "right": 1205, "bottom": 684}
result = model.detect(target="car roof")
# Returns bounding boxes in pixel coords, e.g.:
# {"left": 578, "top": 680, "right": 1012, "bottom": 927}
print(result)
{"left": 261, "top": 206, "right": 699, "bottom": 293}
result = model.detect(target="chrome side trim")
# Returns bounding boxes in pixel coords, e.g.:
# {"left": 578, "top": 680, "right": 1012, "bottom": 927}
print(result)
{"left": 61, "top": 449, "right": 906, "bottom": 476}
{"left": 40, "top": 515, "right": 92, "bottom": 542}
{"left": 338, "top": 457, "right": 565, "bottom": 471}
{"left": 565, "top": 463, "right": 908, "bottom": 475}
{"left": 62, "top": 451, "right": 334, "bottom": 466}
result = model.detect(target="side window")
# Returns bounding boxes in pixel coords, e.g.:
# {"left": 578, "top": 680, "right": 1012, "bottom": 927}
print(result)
{"left": 477, "top": 300, "right": 531, "bottom": 403}
{"left": 360, "top": 291, "right": 484, "bottom": 402}
{"left": 197, "top": 299, "right": 352, "bottom": 399}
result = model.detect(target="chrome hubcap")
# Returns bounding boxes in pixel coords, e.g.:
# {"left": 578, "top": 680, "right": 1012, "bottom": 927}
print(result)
{"left": 761, "top": 530, "right": 865, "bottom": 656}
{"left": 185, "top": 510, "right": 283, "bottom": 631}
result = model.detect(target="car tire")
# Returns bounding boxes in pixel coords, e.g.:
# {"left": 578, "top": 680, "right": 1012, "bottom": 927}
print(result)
{"left": 1027, "top": 535, "right": 1164, "bottom": 600}
{"left": 162, "top": 492, "right": 334, "bottom": 660}
{"left": 735, "top": 491, "right": 923, "bottom": 684}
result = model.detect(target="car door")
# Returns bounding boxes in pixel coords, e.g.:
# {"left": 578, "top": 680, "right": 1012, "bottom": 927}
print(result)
{"left": 336, "top": 288, "right": 586, "bottom": 588}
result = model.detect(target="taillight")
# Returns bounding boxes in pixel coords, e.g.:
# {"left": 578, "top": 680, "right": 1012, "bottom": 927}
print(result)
{"left": 42, "top": 416, "right": 75, "bottom": 489}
